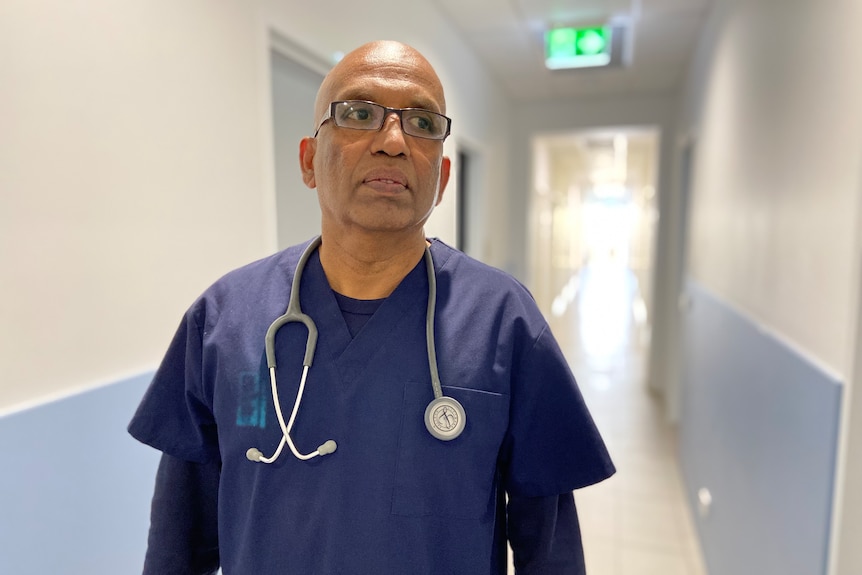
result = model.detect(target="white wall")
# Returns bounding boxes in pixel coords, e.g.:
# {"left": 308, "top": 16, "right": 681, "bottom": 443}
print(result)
{"left": 679, "top": 0, "right": 862, "bottom": 376}
{"left": 674, "top": 0, "right": 862, "bottom": 572}
{"left": 0, "top": 0, "right": 511, "bottom": 412}
{"left": 0, "top": 0, "right": 267, "bottom": 411}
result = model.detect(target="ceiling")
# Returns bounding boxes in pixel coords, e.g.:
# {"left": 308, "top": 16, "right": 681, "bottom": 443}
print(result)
{"left": 430, "top": 0, "right": 712, "bottom": 102}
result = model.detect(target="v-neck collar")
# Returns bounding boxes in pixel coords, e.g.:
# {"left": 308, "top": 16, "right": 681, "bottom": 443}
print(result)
{"left": 298, "top": 245, "right": 441, "bottom": 385}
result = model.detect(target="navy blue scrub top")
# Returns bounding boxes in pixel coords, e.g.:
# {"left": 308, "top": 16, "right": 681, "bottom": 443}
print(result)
{"left": 129, "top": 238, "right": 615, "bottom": 574}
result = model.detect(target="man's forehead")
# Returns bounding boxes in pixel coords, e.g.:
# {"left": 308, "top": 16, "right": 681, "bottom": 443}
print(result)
{"left": 333, "top": 78, "right": 443, "bottom": 111}
{"left": 343, "top": 56, "right": 441, "bottom": 95}
{"left": 315, "top": 42, "right": 446, "bottom": 120}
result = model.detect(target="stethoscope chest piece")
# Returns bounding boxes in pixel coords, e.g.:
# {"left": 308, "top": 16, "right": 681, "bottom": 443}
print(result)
{"left": 424, "top": 396, "right": 466, "bottom": 441}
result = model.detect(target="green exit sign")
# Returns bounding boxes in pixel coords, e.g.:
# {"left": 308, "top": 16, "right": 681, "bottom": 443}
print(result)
{"left": 545, "top": 26, "right": 613, "bottom": 69}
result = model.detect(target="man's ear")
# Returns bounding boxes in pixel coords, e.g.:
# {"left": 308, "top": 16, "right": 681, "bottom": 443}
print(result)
{"left": 299, "top": 137, "right": 317, "bottom": 189}
{"left": 435, "top": 155, "right": 451, "bottom": 206}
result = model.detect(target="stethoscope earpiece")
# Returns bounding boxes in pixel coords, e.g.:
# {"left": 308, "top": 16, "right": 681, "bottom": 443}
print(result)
{"left": 248, "top": 236, "right": 465, "bottom": 465}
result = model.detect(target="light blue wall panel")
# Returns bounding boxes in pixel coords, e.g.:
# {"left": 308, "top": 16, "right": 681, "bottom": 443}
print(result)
{"left": 0, "top": 372, "right": 158, "bottom": 574}
{"left": 679, "top": 281, "right": 842, "bottom": 575}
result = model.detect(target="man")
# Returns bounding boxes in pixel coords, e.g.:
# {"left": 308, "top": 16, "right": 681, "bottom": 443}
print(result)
{"left": 129, "top": 40, "right": 614, "bottom": 574}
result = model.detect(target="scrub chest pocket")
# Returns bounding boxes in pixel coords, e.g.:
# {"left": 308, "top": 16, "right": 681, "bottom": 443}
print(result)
{"left": 391, "top": 382, "right": 509, "bottom": 519}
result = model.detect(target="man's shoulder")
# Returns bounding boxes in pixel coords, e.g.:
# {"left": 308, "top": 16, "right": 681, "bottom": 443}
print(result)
{"left": 195, "top": 240, "right": 312, "bottom": 306}
{"left": 220, "top": 241, "right": 307, "bottom": 283}
{"left": 431, "top": 240, "right": 532, "bottom": 294}
{"left": 430, "top": 240, "right": 540, "bottom": 316}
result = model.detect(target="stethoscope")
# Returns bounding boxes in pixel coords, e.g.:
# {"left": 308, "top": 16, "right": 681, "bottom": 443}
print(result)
{"left": 246, "top": 236, "right": 466, "bottom": 464}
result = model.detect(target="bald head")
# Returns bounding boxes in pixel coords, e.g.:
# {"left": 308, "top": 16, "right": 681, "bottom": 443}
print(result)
{"left": 313, "top": 41, "right": 447, "bottom": 131}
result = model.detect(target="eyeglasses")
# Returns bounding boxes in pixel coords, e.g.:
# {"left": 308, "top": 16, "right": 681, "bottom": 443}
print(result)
{"left": 314, "top": 100, "right": 452, "bottom": 141}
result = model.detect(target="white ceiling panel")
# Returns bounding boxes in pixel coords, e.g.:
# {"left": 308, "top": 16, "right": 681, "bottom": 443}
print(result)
{"left": 429, "top": 0, "right": 712, "bottom": 101}
{"left": 632, "top": 14, "right": 703, "bottom": 65}
{"left": 513, "top": 0, "right": 634, "bottom": 24}
{"left": 628, "top": 65, "right": 683, "bottom": 94}
{"left": 549, "top": 67, "right": 634, "bottom": 96}
{"left": 433, "top": 0, "right": 523, "bottom": 31}
{"left": 640, "top": 0, "right": 710, "bottom": 14}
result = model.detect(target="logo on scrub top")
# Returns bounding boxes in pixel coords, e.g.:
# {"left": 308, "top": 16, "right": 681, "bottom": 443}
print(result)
{"left": 236, "top": 371, "right": 267, "bottom": 428}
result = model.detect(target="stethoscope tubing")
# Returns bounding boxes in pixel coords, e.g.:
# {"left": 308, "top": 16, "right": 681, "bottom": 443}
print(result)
{"left": 248, "top": 236, "right": 463, "bottom": 464}
{"left": 264, "top": 236, "right": 321, "bottom": 370}
{"left": 424, "top": 246, "right": 443, "bottom": 401}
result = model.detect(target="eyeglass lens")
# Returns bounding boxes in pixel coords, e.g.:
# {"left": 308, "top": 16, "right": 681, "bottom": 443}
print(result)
{"left": 333, "top": 101, "right": 450, "bottom": 140}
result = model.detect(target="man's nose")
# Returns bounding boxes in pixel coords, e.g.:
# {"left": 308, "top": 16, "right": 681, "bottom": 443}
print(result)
{"left": 371, "top": 113, "right": 409, "bottom": 156}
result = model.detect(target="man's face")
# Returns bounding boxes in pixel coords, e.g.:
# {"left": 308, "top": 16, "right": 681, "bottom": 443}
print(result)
{"left": 300, "top": 44, "right": 451, "bottom": 238}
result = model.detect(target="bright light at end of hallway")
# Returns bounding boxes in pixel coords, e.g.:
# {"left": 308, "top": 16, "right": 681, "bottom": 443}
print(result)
{"left": 552, "top": 275, "right": 580, "bottom": 317}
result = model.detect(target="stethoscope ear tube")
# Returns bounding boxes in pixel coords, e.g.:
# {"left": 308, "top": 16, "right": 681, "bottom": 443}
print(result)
{"left": 264, "top": 236, "right": 323, "bottom": 369}
{"left": 265, "top": 313, "right": 318, "bottom": 368}
{"left": 251, "top": 236, "right": 466, "bottom": 466}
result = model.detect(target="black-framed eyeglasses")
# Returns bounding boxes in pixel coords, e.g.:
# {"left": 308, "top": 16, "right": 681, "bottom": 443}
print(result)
{"left": 314, "top": 100, "right": 452, "bottom": 141}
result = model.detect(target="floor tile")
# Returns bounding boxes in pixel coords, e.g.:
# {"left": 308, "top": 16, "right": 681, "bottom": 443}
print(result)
{"left": 523, "top": 262, "right": 709, "bottom": 574}
{"left": 619, "top": 545, "right": 692, "bottom": 575}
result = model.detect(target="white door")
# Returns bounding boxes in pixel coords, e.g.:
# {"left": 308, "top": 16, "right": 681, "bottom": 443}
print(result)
{"left": 270, "top": 49, "right": 325, "bottom": 249}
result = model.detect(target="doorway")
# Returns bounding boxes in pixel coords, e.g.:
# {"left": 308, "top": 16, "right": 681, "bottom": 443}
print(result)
{"left": 528, "top": 127, "right": 659, "bottom": 348}
{"left": 455, "top": 146, "right": 485, "bottom": 258}
{"left": 270, "top": 44, "right": 326, "bottom": 249}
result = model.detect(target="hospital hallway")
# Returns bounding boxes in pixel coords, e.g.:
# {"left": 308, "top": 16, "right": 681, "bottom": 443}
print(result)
{"left": 508, "top": 257, "right": 708, "bottom": 574}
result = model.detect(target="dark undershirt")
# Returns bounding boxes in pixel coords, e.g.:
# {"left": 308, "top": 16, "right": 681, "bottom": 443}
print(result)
{"left": 332, "top": 290, "right": 385, "bottom": 338}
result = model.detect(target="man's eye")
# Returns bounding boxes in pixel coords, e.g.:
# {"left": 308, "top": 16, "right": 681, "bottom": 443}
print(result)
{"left": 342, "top": 105, "right": 377, "bottom": 123}
{"left": 348, "top": 109, "right": 371, "bottom": 121}
{"left": 407, "top": 114, "right": 434, "bottom": 132}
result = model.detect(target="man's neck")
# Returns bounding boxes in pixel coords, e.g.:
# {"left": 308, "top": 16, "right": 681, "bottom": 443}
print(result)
{"left": 318, "top": 229, "right": 428, "bottom": 300}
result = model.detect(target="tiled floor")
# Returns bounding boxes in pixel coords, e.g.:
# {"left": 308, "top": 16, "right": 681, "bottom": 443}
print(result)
{"left": 510, "top": 262, "right": 709, "bottom": 574}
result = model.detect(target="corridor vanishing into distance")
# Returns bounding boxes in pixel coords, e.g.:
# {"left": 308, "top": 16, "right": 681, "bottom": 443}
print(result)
{"left": 510, "top": 257, "right": 708, "bottom": 574}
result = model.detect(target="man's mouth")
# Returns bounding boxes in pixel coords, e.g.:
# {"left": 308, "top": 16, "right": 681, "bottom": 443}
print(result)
{"left": 363, "top": 172, "right": 409, "bottom": 193}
